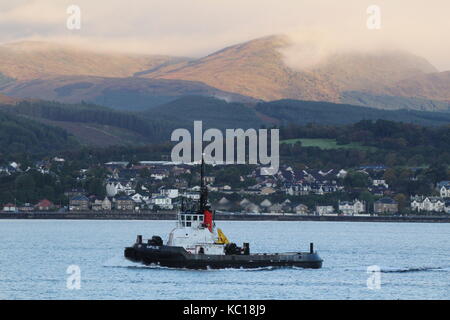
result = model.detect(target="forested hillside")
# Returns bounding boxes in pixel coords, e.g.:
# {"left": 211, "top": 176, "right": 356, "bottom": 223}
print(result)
{"left": 257, "top": 99, "right": 450, "bottom": 126}
{"left": 279, "top": 120, "right": 450, "bottom": 168}
{"left": 2, "top": 100, "right": 173, "bottom": 143}
{"left": 0, "top": 110, "right": 76, "bottom": 155}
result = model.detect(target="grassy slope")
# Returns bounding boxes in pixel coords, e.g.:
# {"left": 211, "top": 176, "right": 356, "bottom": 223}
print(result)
{"left": 281, "top": 138, "right": 376, "bottom": 151}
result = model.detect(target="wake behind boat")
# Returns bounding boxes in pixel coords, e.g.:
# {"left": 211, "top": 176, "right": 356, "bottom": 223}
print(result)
{"left": 124, "top": 159, "right": 323, "bottom": 269}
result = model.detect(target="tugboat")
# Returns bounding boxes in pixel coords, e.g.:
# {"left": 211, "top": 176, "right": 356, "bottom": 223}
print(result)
{"left": 124, "top": 159, "right": 323, "bottom": 269}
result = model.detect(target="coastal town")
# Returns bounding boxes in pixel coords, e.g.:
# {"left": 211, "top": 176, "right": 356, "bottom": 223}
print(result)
{"left": 1, "top": 158, "right": 449, "bottom": 217}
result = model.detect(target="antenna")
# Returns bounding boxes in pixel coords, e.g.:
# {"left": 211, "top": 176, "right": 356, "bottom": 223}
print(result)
{"left": 199, "top": 154, "right": 208, "bottom": 212}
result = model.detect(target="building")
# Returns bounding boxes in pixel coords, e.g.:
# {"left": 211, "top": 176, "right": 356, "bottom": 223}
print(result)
{"left": 69, "top": 195, "right": 89, "bottom": 211}
{"left": 440, "top": 185, "right": 450, "bottom": 198}
{"left": 259, "top": 199, "right": 272, "bottom": 211}
{"left": 115, "top": 195, "right": 135, "bottom": 211}
{"left": 260, "top": 187, "right": 276, "bottom": 195}
{"left": 18, "top": 203, "right": 34, "bottom": 212}
{"left": 338, "top": 200, "right": 366, "bottom": 215}
{"left": 151, "top": 196, "right": 173, "bottom": 210}
{"left": 268, "top": 203, "right": 283, "bottom": 213}
{"left": 410, "top": 196, "right": 445, "bottom": 213}
{"left": 293, "top": 204, "right": 309, "bottom": 215}
{"left": 160, "top": 188, "right": 179, "bottom": 199}
{"left": 374, "top": 197, "right": 398, "bottom": 214}
{"left": 35, "top": 199, "right": 55, "bottom": 211}
{"left": 2, "top": 203, "right": 17, "bottom": 212}
{"left": 315, "top": 205, "right": 334, "bottom": 215}
{"left": 445, "top": 201, "right": 450, "bottom": 214}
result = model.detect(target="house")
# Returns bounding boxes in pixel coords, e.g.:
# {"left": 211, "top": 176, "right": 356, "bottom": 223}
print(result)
{"left": 281, "top": 199, "right": 292, "bottom": 212}
{"left": 91, "top": 199, "right": 104, "bottom": 211}
{"left": 18, "top": 203, "right": 34, "bottom": 212}
{"left": 105, "top": 179, "right": 136, "bottom": 197}
{"left": 338, "top": 200, "right": 366, "bottom": 216}
{"left": 445, "top": 201, "right": 450, "bottom": 214}
{"left": 69, "top": 195, "right": 90, "bottom": 211}
{"left": 241, "top": 202, "right": 260, "bottom": 213}
{"left": 293, "top": 204, "right": 309, "bottom": 215}
{"left": 90, "top": 197, "right": 112, "bottom": 211}
{"left": 159, "top": 188, "right": 179, "bottom": 199}
{"left": 101, "top": 197, "right": 112, "bottom": 210}
{"left": 2, "top": 203, "right": 17, "bottom": 212}
{"left": 214, "top": 197, "right": 233, "bottom": 211}
{"left": 315, "top": 205, "right": 334, "bottom": 215}
{"left": 115, "top": 195, "right": 135, "bottom": 211}
{"left": 259, "top": 199, "right": 272, "bottom": 210}
{"left": 410, "top": 196, "right": 445, "bottom": 213}
{"left": 440, "top": 185, "right": 450, "bottom": 198}
{"left": 284, "top": 183, "right": 311, "bottom": 196}
{"left": 204, "top": 176, "right": 215, "bottom": 184}
{"left": 268, "top": 203, "right": 283, "bottom": 213}
{"left": 151, "top": 196, "right": 173, "bottom": 210}
{"left": 260, "top": 187, "right": 276, "bottom": 195}
{"left": 35, "top": 199, "right": 55, "bottom": 211}
{"left": 150, "top": 169, "right": 169, "bottom": 180}
{"left": 374, "top": 197, "right": 398, "bottom": 214}
{"left": 184, "top": 192, "right": 200, "bottom": 200}
{"left": 131, "top": 193, "right": 144, "bottom": 204}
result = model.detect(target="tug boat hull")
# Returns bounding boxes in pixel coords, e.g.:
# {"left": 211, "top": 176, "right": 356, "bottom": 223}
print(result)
{"left": 124, "top": 244, "right": 323, "bottom": 269}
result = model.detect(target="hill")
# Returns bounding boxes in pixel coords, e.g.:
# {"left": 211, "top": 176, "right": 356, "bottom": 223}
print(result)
{"left": 255, "top": 99, "right": 450, "bottom": 126}
{"left": 0, "top": 37, "right": 448, "bottom": 112}
{"left": 0, "top": 41, "right": 187, "bottom": 80}
{"left": 0, "top": 75, "right": 255, "bottom": 111}
{"left": 0, "top": 109, "right": 77, "bottom": 154}
{"left": 380, "top": 71, "right": 450, "bottom": 102}
{"left": 0, "top": 93, "right": 18, "bottom": 105}
{"left": 142, "top": 96, "right": 264, "bottom": 130}
{"left": 2, "top": 96, "right": 450, "bottom": 152}
{"left": 142, "top": 35, "right": 443, "bottom": 110}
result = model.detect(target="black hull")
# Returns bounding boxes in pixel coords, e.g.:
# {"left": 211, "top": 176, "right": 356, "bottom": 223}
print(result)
{"left": 124, "top": 244, "right": 323, "bottom": 269}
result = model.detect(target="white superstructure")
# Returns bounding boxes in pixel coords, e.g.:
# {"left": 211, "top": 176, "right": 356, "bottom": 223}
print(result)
{"left": 166, "top": 212, "right": 226, "bottom": 255}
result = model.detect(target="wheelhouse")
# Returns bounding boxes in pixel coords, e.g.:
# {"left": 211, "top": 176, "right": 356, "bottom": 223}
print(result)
{"left": 177, "top": 211, "right": 204, "bottom": 228}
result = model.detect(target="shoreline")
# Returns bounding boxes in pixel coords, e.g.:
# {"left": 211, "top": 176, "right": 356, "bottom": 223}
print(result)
{"left": 1, "top": 212, "right": 449, "bottom": 223}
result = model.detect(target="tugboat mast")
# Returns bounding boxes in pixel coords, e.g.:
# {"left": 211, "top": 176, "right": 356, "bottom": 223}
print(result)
{"left": 199, "top": 156, "right": 208, "bottom": 213}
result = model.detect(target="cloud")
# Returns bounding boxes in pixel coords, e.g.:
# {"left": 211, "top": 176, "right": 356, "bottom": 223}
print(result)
{"left": 0, "top": 0, "right": 449, "bottom": 70}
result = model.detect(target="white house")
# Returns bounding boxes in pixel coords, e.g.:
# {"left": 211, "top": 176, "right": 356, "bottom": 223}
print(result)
{"left": 315, "top": 205, "right": 334, "bottom": 215}
{"left": 2, "top": 203, "right": 17, "bottom": 212}
{"left": 184, "top": 192, "right": 200, "bottom": 200}
{"left": 338, "top": 200, "right": 366, "bottom": 215}
{"left": 131, "top": 193, "right": 144, "bottom": 204}
{"left": 440, "top": 185, "right": 450, "bottom": 198}
{"left": 373, "top": 179, "right": 389, "bottom": 188}
{"left": 411, "top": 196, "right": 445, "bottom": 212}
{"left": 106, "top": 180, "right": 125, "bottom": 197}
{"left": 160, "top": 188, "right": 179, "bottom": 199}
{"left": 151, "top": 196, "right": 173, "bottom": 210}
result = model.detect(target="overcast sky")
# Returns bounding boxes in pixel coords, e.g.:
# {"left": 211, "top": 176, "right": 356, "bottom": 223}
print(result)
{"left": 1, "top": 0, "right": 449, "bottom": 70}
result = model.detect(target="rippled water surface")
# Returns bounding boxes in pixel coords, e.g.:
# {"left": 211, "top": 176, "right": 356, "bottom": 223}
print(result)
{"left": 0, "top": 220, "right": 449, "bottom": 299}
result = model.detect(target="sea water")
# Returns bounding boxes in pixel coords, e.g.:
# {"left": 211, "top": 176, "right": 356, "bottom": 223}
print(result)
{"left": 0, "top": 220, "right": 449, "bottom": 300}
